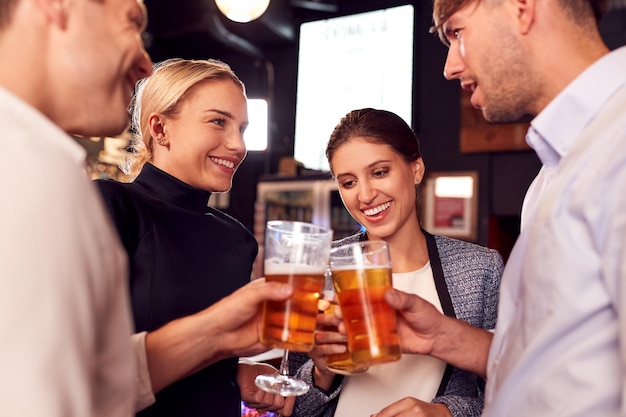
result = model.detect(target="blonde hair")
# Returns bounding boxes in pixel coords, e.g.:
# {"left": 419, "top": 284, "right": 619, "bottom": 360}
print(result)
{"left": 122, "top": 58, "right": 246, "bottom": 179}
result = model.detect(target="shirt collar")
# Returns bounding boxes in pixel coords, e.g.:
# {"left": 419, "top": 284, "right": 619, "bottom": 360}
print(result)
{"left": 527, "top": 46, "right": 626, "bottom": 167}
{"left": 0, "top": 86, "right": 86, "bottom": 164}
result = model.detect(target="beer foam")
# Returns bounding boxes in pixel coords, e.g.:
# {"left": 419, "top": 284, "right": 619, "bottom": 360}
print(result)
{"left": 330, "top": 264, "right": 390, "bottom": 272}
{"left": 264, "top": 258, "right": 326, "bottom": 274}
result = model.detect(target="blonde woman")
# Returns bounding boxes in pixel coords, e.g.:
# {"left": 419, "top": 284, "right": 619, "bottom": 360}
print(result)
{"left": 97, "top": 58, "right": 294, "bottom": 417}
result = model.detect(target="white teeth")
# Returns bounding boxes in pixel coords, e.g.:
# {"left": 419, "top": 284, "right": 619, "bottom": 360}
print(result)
{"left": 363, "top": 201, "right": 391, "bottom": 216}
{"left": 210, "top": 157, "right": 235, "bottom": 169}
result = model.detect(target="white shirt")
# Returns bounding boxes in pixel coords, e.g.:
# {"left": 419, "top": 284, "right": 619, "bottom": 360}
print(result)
{"left": 0, "top": 87, "right": 136, "bottom": 416}
{"left": 334, "top": 263, "right": 446, "bottom": 416}
{"left": 484, "top": 46, "right": 626, "bottom": 417}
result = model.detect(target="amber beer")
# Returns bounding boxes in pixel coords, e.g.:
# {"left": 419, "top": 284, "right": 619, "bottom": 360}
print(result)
{"left": 261, "top": 265, "right": 325, "bottom": 352}
{"left": 332, "top": 259, "right": 400, "bottom": 365}
{"left": 255, "top": 221, "right": 332, "bottom": 396}
{"left": 324, "top": 302, "right": 369, "bottom": 375}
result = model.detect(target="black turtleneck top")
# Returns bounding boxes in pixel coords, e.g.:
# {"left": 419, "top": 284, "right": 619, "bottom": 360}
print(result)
{"left": 96, "top": 163, "right": 258, "bottom": 417}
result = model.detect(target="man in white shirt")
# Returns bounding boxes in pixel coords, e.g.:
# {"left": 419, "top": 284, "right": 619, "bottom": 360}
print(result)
{"left": 0, "top": 0, "right": 151, "bottom": 415}
{"left": 376, "top": 1, "right": 626, "bottom": 416}
{"left": 0, "top": 1, "right": 294, "bottom": 415}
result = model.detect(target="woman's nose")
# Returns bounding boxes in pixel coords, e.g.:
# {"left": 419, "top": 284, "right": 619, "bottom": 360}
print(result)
{"left": 358, "top": 181, "right": 377, "bottom": 204}
{"left": 226, "top": 131, "right": 247, "bottom": 156}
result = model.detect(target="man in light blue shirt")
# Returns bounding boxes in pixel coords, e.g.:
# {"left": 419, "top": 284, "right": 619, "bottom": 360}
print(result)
{"left": 375, "top": 0, "right": 626, "bottom": 416}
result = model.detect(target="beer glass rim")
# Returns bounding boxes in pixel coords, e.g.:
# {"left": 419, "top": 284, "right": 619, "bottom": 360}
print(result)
{"left": 266, "top": 220, "right": 332, "bottom": 236}
{"left": 330, "top": 240, "right": 389, "bottom": 254}
{"left": 329, "top": 240, "right": 391, "bottom": 268}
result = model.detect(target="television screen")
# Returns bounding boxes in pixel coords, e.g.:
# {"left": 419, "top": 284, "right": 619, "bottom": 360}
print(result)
{"left": 293, "top": 5, "right": 415, "bottom": 172}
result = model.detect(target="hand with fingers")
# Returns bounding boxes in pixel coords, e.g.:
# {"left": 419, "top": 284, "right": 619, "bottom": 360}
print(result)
{"left": 238, "top": 362, "right": 296, "bottom": 416}
{"left": 371, "top": 396, "right": 452, "bottom": 417}
{"left": 306, "top": 298, "right": 348, "bottom": 391}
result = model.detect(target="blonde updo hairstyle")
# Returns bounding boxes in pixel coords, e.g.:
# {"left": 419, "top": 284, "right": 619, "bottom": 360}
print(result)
{"left": 123, "top": 58, "right": 246, "bottom": 179}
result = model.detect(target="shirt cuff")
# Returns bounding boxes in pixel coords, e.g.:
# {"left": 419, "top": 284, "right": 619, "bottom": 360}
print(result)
{"left": 132, "top": 331, "right": 155, "bottom": 411}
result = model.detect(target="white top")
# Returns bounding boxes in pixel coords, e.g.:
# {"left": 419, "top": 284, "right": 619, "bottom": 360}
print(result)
{"left": 0, "top": 86, "right": 139, "bottom": 416}
{"left": 485, "top": 46, "right": 626, "bottom": 417}
{"left": 334, "top": 262, "right": 446, "bottom": 416}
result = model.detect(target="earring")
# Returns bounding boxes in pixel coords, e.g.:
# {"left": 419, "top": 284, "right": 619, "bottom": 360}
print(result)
{"left": 156, "top": 136, "right": 164, "bottom": 145}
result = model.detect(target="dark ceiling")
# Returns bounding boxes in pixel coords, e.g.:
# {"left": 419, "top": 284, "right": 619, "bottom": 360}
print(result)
{"left": 142, "top": 0, "right": 626, "bottom": 62}
{"left": 143, "top": 0, "right": 344, "bottom": 61}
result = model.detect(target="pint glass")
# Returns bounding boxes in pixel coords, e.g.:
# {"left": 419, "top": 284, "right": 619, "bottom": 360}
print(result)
{"left": 260, "top": 221, "right": 333, "bottom": 352}
{"left": 330, "top": 241, "right": 400, "bottom": 365}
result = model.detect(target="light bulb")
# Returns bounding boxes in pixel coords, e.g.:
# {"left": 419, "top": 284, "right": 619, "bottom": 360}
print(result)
{"left": 215, "top": 0, "right": 271, "bottom": 23}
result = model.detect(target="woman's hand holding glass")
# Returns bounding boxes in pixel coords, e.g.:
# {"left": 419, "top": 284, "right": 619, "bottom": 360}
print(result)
{"left": 306, "top": 296, "right": 350, "bottom": 390}
{"left": 238, "top": 362, "right": 295, "bottom": 416}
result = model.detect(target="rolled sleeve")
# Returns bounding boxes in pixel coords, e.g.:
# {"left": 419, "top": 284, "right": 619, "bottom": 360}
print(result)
{"left": 132, "top": 331, "right": 155, "bottom": 412}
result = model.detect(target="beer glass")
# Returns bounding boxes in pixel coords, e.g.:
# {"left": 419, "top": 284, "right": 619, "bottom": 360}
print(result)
{"left": 322, "top": 275, "right": 369, "bottom": 375}
{"left": 255, "top": 221, "right": 333, "bottom": 396}
{"left": 330, "top": 241, "right": 401, "bottom": 366}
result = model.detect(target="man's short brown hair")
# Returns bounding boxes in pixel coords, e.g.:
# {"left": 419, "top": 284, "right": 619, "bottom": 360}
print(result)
{"left": 431, "top": 0, "right": 610, "bottom": 45}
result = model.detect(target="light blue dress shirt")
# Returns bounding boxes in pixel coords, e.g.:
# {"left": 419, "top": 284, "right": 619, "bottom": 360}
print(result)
{"left": 484, "top": 46, "right": 626, "bottom": 417}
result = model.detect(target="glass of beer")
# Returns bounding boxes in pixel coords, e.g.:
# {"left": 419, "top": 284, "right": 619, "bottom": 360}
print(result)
{"left": 322, "top": 277, "right": 369, "bottom": 375}
{"left": 255, "top": 220, "right": 332, "bottom": 396}
{"left": 330, "top": 241, "right": 401, "bottom": 366}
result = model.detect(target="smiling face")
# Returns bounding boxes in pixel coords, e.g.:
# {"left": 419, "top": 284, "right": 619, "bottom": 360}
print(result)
{"left": 330, "top": 137, "right": 424, "bottom": 241}
{"left": 152, "top": 79, "right": 248, "bottom": 192}
{"left": 440, "top": 1, "right": 539, "bottom": 122}
{"left": 56, "top": 0, "right": 153, "bottom": 137}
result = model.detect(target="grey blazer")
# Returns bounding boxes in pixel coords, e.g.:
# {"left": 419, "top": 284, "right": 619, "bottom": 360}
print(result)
{"left": 290, "top": 230, "right": 503, "bottom": 417}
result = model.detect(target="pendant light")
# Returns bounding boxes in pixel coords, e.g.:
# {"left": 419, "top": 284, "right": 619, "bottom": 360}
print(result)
{"left": 215, "top": 0, "right": 271, "bottom": 23}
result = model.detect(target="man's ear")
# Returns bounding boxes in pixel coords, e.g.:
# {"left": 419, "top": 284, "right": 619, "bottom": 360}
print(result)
{"left": 39, "top": 0, "right": 69, "bottom": 29}
{"left": 511, "top": 0, "right": 536, "bottom": 35}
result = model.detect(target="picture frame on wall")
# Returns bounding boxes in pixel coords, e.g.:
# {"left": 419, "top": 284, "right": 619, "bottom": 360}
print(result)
{"left": 459, "top": 89, "right": 531, "bottom": 153}
{"left": 421, "top": 171, "right": 479, "bottom": 242}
